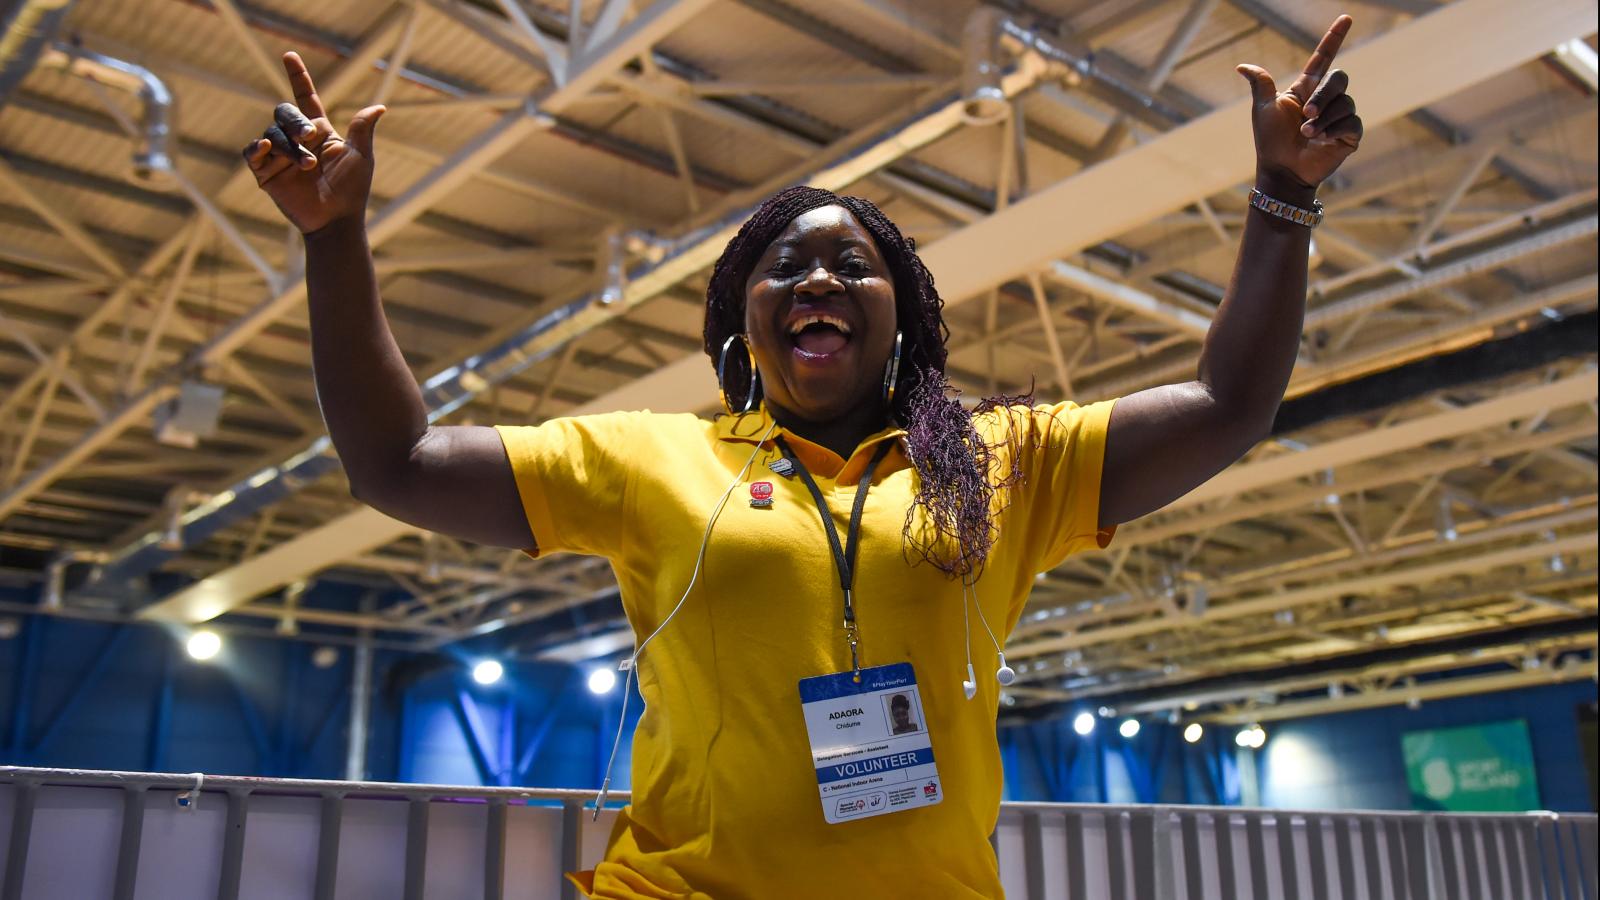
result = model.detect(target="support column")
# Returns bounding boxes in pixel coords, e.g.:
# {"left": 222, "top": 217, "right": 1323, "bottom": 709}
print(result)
{"left": 344, "top": 594, "right": 375, "bottom": 782}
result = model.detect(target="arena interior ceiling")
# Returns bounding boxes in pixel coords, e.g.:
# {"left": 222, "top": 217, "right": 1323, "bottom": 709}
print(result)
{"left": 0, "top": 0, "right": 1595, "bottom": 726}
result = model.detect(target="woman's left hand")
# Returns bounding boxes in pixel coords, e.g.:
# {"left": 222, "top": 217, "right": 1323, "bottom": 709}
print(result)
{"left": 1237, "top": 15, "right": 1363, "bottom": 194}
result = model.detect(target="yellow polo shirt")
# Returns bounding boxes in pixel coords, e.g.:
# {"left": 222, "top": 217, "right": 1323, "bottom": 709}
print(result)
{"left": 495, "top": 399, "right": 1115, "bottom": 900}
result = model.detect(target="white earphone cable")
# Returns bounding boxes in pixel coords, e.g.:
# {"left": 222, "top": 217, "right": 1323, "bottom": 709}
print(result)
{"left": 594, "top": 420, "right": 777, "bottom": 817}
{"left": 961, "top": 582, "right": 977, "bottom": 699}
{"left": 971, "top": 581, "right": 1004, "bottom": 657}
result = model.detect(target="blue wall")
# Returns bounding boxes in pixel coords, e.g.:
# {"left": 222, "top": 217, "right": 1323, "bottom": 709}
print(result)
{"left": 0, "top": 585, "right": 639, "bottom": 792}
{"left": 396, "top": 659, "right": 641, "bottom": 790}
{"left": 1256, "top": 680, "right": 1597, "bottom": 813}
{"left": 5, "top": 577, "right": 1594, "bottom": 814}
{"left": 0, "top": 610, "right": 408, "bottom": 779}
{"left": 999, "top": 715, "right": 1243, "bottom": 806}
{"left": 999, "top": 680, "right": 1598, "bottom": 813}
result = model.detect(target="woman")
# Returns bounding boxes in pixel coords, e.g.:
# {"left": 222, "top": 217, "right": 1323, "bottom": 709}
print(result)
{"left": 245, "top": 16, "right": 1361, "bottom": 898}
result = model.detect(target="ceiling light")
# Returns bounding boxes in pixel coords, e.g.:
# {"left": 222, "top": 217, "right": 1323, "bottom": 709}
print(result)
{"left": 1119, "top": 718, "right": 1141, "bottom": 739}
{"left": 311, "top": 646, "right": 339, "bottom": 669}
{"left": 1184, "top": 723, "right": 1204, "bottom": 744}
{"left": 587, "top": 668, "right": 617, "bottom": 695}
{"left": 1236, "top": 724, "right": 1267, "bottom": 749}
{"left": 471, "top": 659, "right": 504, "bottom": 685}
{"left": 1073, "top": 712, "right": 1095, "bottom": 736}
{"left": 186, "top": 630, "right": 222, "bottom": 661}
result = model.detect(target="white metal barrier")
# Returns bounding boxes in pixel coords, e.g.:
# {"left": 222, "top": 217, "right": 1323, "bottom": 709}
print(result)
{"left": 994, "top": 802, "right": 1598, "bottom": 899}
{"left": 2, "top": 767, "right": 1595, "bottom": 898}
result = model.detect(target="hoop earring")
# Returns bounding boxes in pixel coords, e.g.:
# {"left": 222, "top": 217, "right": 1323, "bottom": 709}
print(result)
{"left": 882, "top": 330, "right": 903, "bottom": 406}
{"left": 718, "top": 333, "right": 760, "bottom": 415}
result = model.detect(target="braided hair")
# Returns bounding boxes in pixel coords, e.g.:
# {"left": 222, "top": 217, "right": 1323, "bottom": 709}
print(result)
{"left": 703, "top": 185, "right": 1028, "bottom": 580}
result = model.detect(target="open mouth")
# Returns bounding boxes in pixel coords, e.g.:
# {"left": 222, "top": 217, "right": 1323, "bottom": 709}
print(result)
{"left": 787, "top": 313, "right": 852, "bottom": 358}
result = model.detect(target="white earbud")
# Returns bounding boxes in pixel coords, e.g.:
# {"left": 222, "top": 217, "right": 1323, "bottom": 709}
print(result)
{"left": 961, "top": 582, "right": 1013, "bottom": 700}
{"left": 996, "top": 653, "right": 1016, "bottom": 686}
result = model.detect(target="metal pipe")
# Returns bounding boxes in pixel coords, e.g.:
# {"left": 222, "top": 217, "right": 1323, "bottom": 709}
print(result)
{"left": 344, "top": 595, "right": 374, "bottom": 781}
{"left": 960, "top": 7, "right": 1010, "bottom": 125}
{"left": 40, "top": 548, "right": 105, "bottom": 609}
{"left": 0, "top": 765, "right": 608, "bottom": 803}
{"left": 37, "top": 42, "right": 173, "bottom": 188}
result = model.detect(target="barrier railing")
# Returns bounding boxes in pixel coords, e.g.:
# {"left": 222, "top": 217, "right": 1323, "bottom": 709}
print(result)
{"left": 994, "top": 801, "right": 1598, "bottom": 899}
{"left": 2, "top": 766, "right": 1595, "bottom": 898}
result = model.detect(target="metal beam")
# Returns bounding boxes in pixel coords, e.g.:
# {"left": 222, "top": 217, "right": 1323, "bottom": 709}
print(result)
{"left": 125, "top": 0, "right": 1598, "bottom": 622}
{"left": 0, "top": 310, "right": 105, "bottom": 422}
{"left": 1122, "top": 419, "right": 1596, "bottom": 550}
{"left": 1027, "top": 273, "right": 1075, "bottom": 396}
{"left": 209, "top": 0, "right": 286, "bottom": 91}
{"left": 1084, "top": 0, "right": 1219, "bottom": 164}
{"left": 1045, "top": 260, "right": 1212, "bottom": 337}
{"left": 0, "top": 156, "right": 126, "bottom": 278}
{"left": 1009, "top": 531, "right": 1595, "bottom": 659}
{"left": 128, "top": 225, "right": 205, "bottom": 390}
{"left": 2, "top": 0, "right": 710, "bottom": 532}
{"left": 1177, "top": 370, "right": 1597, "bottom": 511}
{"left": 921, "top": 0, "right": 1596, "bottom": 306}
{"left": 1205, "top": 660, "right": 1598, "bottom": 724}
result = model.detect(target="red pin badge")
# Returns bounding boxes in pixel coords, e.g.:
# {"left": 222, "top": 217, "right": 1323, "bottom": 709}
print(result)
{"left": 749, "top": 481, "right": 774, "bottom": 509}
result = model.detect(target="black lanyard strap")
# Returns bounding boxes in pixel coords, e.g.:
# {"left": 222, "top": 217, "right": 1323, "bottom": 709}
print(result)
{"left": 773, "top": 436, "right": 893, "bottom": 627}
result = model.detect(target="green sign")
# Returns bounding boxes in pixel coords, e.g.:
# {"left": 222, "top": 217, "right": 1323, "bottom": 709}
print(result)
{"left": 1402, "top": 719, "right": 1541, "bottom": 812}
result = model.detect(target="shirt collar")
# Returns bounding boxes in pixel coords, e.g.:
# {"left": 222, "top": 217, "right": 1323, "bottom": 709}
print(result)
{"left": 713, "top": 404, "right": 908, "bottom": 480}
{"left": 713, "top": 404, "right": 907, "bottom": 447}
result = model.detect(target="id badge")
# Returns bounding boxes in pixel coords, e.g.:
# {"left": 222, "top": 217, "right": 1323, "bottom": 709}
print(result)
{"left": 798, "top": 662, "right": 942, "bottom": 824}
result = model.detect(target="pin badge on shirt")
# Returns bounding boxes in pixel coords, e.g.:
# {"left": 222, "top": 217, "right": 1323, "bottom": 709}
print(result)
{"left": 768, "top": 457, "right": 796, "bottom": 478}
{"left": 750, "top": 481, "right": 775, "bottom": 508}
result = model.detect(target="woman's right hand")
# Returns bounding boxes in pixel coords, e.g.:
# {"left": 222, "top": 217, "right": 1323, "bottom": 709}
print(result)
{"left": 244, "top": 52, "right": 386, "bottom": 235}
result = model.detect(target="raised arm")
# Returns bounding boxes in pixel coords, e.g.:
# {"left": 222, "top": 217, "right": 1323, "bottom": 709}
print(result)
{"left": 246, "top": 53, "right": 533, "bottom": 550}
{"left": 1098, "top": 16, "right": 1363, "bottom": 529}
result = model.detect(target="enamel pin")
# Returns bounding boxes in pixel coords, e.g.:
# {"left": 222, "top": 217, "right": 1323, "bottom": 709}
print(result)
{"left": 750, "top": 481, "right": 774, "bottom": 508}
{"left": 768, "top": 457, "right": 796, "bottom": 478}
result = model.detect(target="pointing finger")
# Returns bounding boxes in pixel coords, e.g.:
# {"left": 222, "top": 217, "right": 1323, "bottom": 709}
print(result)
{"left": 281, "top": 51, "right": 327, "bottom": 120}
{"left": 1288, "top": 15, "right": 1352, "bottom": 104}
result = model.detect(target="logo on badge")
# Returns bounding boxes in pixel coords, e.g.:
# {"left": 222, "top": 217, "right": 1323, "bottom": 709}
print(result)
{"left": 749, "top": 481, "right": 774, "bottom": 508}
{"left": 923, "top": 781, "right": 939, "bottom": 798}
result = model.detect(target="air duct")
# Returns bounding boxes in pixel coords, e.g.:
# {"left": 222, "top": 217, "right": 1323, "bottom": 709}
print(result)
{"left": 36, "top": 41, "right": 173, "bottom": 188}
{"left": 960, "top": 7, "right": 1010, "bottom": 125}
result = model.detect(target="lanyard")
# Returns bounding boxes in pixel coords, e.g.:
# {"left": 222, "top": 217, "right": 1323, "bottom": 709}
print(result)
{"left": 773, "top": 436, "right": 894, "bottom": 679}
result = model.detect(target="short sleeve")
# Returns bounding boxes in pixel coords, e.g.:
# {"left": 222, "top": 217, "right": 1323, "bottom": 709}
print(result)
{"left": 1002, "top": 399, "right": 1118, "bottom": 573}
{"left": 494, "top": 412, "right": 643, "bottom": 559}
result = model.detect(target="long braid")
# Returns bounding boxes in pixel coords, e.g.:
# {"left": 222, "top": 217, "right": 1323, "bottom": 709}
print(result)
{"left": 704, "top": 186, "right": 1028, "bottom": 580}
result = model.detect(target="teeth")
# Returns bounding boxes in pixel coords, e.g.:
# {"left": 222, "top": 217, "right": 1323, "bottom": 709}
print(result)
{"left": 786, "top": 314, "right": 852, "bottom": 335}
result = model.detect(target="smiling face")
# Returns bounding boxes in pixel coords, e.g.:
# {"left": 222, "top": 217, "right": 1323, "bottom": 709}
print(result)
{"left": 742, "top": 205, "right": 898, "bottom": 425}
